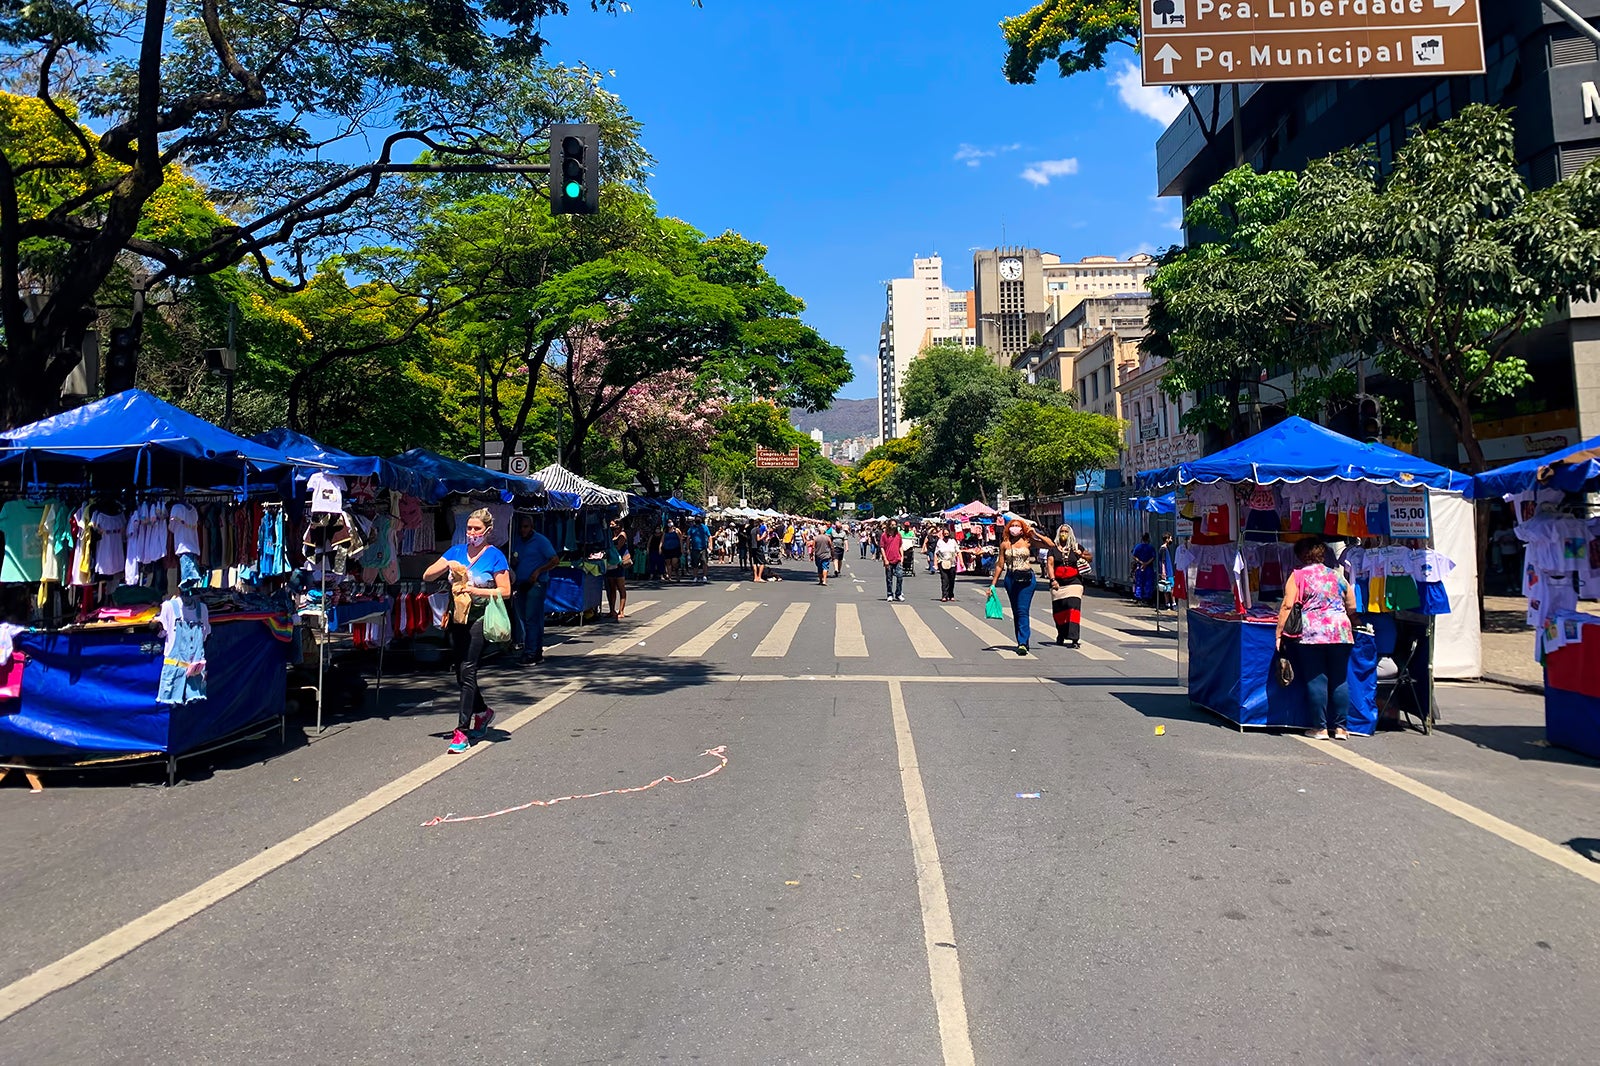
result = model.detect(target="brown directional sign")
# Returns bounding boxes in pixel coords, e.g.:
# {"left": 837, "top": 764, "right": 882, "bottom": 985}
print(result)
{"left": 1141, "top": 0, "right": 1485, "bottom": 86}
{"left": 754, "top": 447, "right": 802, "bottom": 469}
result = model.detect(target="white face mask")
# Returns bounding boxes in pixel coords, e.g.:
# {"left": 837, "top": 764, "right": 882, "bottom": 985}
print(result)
{"left": 1008, "top": 526, "right": 1023, "bottom": 538}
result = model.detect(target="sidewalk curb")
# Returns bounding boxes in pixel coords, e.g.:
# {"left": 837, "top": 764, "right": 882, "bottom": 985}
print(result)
{"left": 1478, "top": 672, "right": 1544, "bottom": 696}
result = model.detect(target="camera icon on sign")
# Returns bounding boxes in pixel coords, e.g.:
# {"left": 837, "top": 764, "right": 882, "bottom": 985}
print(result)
{"left": 1412, "top": 36, "right": 1445, "bottom": 66}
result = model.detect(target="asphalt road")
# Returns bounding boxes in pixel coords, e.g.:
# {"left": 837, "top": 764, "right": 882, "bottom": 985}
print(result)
{"left": 2, "top": 546, "right": 1598, "bottom": 1064}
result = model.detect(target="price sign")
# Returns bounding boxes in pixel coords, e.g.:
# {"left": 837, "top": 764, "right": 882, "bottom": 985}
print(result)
{"left": 1385, "top": 489, "right": 1430, "bottom": 539}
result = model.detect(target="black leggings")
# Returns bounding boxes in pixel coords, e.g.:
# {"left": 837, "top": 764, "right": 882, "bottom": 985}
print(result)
{"left": 939, "top": 566, "right": 956, "bottom": 599}
{"left": 449, "top": 616, "right": 489, "bottom": 730}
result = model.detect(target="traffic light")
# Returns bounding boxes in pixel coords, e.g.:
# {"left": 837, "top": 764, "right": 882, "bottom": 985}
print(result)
{"left": 548, "top": 123, "right": 599, "bottom": 216}
{"left": 1357, "top": 393, "right": 1382, "bottom": 442}
{"left": 104, "top": 327, "right": 140, "bottom": 394}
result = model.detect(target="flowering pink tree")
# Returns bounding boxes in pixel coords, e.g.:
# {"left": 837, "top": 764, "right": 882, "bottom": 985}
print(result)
{"left": 599, "top": 369, "right": 726, "bottom": 496}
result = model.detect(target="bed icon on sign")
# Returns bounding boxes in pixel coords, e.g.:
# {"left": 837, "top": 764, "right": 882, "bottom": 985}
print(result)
{"left": 1412, "top": 36, "right": 1445, "bottom": 66}
{"left": 1153, "top": 0, "right": 1186, "bottom": 27}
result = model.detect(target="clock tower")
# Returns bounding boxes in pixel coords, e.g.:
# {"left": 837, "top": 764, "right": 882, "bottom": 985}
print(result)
{"left": 973, "top": 247, "right": 1048, "bottom": 366}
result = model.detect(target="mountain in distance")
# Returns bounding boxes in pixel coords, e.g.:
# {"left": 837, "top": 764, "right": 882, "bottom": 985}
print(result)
{"left": 788, "top": 397, "right": 878, "bottom": 442}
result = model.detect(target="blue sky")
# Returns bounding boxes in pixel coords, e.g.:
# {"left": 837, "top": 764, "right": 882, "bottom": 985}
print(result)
{"left": 547, "top": 2, "right": 1186, "bottom": 402}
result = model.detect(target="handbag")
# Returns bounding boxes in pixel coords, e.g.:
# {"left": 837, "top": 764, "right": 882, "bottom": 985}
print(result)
{"left": 482, "top": 595, "right": 512, "bottom": 643}
{"left": 1075, "top": 551, "right": 1093, "bottom": 578}
{"left": 985, "top": 588, "right": 1004, "bottom": 619}
{"left": 1275, "top": 651, "right": 1295, "bottom": 686}
{"left": 1282, "top": 600, "right": 1305, "bottom": 639}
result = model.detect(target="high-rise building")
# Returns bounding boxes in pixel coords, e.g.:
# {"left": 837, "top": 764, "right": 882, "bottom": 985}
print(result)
{"left": 1042, "top": 253, "right": 1157, "bottom": 319}
{"left": 877, "top": 255, "right": 976, "bottom": 440}
{"left": 973, "top": 247, "right": 1050, "bottom": 364}
{"left": 1153, "top": 2, "right": 1599, "bottom": 465}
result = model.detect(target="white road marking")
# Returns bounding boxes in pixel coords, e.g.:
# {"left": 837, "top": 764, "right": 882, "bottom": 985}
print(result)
{"left": 0, "top": 683, "right": 586, "bottom": 1024}
{"left": 891, "top": 602, "right": 952, "bottom": 659}
{"left": 941, "top": 603, "right": 1013, "bottom": 658}
{"left": 587, "top": 601, "right": 705, "bottom": 656}
{"left": 725, "top": 583, "right": 742, "bottom": 591}
{"left": 835, "top": 603, "right": 869, "bottom": 657}
{"left": 887, "top": 680, "right": 976, "bottom": 1066}
{"left": 752, "top": 603, "right": 809, "bottom": 657}
{"left": 670, "top": 601, "right": 760, "bottom": 657}
{"left": 1298, "top": 736, "right": 1600, "bottom": 889}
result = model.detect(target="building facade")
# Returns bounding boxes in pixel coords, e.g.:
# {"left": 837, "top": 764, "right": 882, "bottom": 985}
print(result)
{"left": 1117, "top": 350, "right": 1202, "bottom": 484}
{"left": 973, "top": 247, "right": 1050, "bottom": 364}
{"left": 1034, "top": 294, "right": 1153, "bottom": 392}
{"left": 877, "top": 255, "right": 975, "bottom": 441}
{"left": 1154, "top": 1, "right": 1600, "bottom": 465}
{"left": 1041, "top": 253, "right": 1157, "bottom": 320}
{"left": 1073, "top": 332, "right": 1144, "bottom": 420}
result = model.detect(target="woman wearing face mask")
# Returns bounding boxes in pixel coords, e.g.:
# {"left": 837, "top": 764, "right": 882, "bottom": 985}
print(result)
{"left": 990, "top": 517, "right": 1054, "bottom": 655}
{"left": 424, "top": 508, "right": 511, "bottom": 754}
{"left": 1048, "top": 524, "right": 1092, "bottom": 648}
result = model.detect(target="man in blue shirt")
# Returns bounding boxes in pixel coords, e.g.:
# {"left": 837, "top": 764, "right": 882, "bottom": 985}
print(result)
{"left": 686, "top": 517, "right": 711, "bottom": 584}
{"left": 510, "top": 513, "right": 559, "bottom": 665}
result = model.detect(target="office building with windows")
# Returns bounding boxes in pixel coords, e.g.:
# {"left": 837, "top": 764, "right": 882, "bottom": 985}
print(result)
{"left": 1154, "top": 1, "right": 1600, "bottom": 465}
{"left": 877, "top": 255, "right": 976, "bottom": 440}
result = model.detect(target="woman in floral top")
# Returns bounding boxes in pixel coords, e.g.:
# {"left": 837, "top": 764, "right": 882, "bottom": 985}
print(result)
{"left": 1276, "top": 537, "right": 1357, "bottom": 740}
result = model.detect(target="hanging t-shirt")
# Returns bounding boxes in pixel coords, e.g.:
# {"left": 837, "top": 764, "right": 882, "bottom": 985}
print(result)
{"left": 91, "top": 511, "right": 126, "bottom": 577}
{"left": 39, "top": 501, "right": 74, "bottom": 584}
{"left": 0, "top": 502, "right": 47, "bottom": 583}
{"left": 1410, "top": 549, "right": 1456, "bottom": 585}
{"left": 169, "top": 502, "right": 201, "bottom": 556}
{"left": 307, "top": 472, "right": 347, "bottom": 515}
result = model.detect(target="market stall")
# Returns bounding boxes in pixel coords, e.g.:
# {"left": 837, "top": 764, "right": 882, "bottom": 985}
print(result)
{"left": 1475, "top": 436, "right": 1600, "bottom": 760}
{"left": 1138, "top": 417, "right": 1479, "bottom": 735}
{"left": 0, "top": 391, "right": 315, "bottom": 780}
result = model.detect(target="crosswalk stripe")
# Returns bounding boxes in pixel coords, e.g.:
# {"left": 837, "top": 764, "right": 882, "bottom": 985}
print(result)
{"left": 670, "top": 601, "right": 760, "bottom": 657}
{"left": 1079, "top": 616, "right": 1153, "bottom": 645}
{"left": 835, "top": 603, "right": 868, "bottom": 657}
{"left": 941, "top": 604, "right": 1013, "bottom": 657}
{"left": 890, "top": 601, "right": 952, "bottom": 659}
{"left": 587, "top": 601, "right": 704, "bottom": 656}
{"left": 725, "top": 583, "right": 742, "bottom": 591}
{"left": 752, "top": 603, "right": 809, "bottom": 657}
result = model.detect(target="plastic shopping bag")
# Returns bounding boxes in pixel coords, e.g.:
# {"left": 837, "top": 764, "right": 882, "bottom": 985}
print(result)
{"left": 985, "top": 588, "right": 1004, "bottom": 620}
{"left": 483, "top": 595, "right": 512, "bottom": 643}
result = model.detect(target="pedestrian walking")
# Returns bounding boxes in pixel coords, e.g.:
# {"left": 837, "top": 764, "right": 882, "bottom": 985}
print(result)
{"left": 1048, "top": 523, "right": 1091, "bottom": 648}
{"left": 751, "top": 527, "right": 767, "bottom": 583}
{"left": 899, "top": 519, "right": 917, "bottom": 577}
{"left": 687, "top": 515, "right": 711, "bottom": 584}
{"left": 990, "top": 517, "right": 1053, "bottom": 655}
{"left": 814, "top": 527, "right": 834, "bottom": 585}
{"left": 605, "top": 519, "right": 631, "bottom": 620}
{"left": 934, "top": 523, "right": 960, "bottom": 601}
{"left": 879, "top": 522, "right": 904, "bottom": 601}
{"left": 423, "top": 508, "right": 511, "bottom": 753}
{"left": 1131, "top": 532, "right": 1157, "bottom": 604}
{"left": 510, "top": 513, "right": 559, "bottom": 665}
{"left": 736, "top": 523, "right": 751, "bottom": 573}
{"left": 1277, "top": 536, "right": 1357, "bottom": 741}
{"left": 859, "top": 527, "right": 869, "bottom": 558}
{"left": 1157, "top": 533, "right": 1176, "bottom": 610}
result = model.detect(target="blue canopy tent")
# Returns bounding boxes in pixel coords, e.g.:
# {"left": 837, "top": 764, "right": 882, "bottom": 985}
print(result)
{"left": 1473, "top": 434, "right": 1600, "bottom": 497}
{"left": 1131, "top": 492, "right": 1176, "bottom": 514}
{"left": 387, "top": 449, "right": 547, "bottom": 503}
{"left": 251, "top": 428, "right": 431, "bottom": 499}
{"left": 0, "top": 389, "right": 321, "bottom": 488}
{"left": 666, "top": 496, "right": 705, "bottom": 516}
{"left": 1137, "top": 416, "right": 1475, "bottom": 495}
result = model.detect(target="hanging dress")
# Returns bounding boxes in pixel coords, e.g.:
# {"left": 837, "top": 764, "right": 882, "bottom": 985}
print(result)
{"left": 157, "top": 595, "right": 210, "bottom": 704}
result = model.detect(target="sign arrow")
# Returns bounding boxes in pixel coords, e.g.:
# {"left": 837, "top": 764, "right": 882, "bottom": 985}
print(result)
{"left": 1432, "top": 0, "right": 1465, "bottom": 14}
{"left": 1153, "top": 43, "right": 1181, "bottom": 75}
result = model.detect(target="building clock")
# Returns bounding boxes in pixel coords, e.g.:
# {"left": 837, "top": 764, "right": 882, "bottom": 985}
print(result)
{"left": 998, "top": 257, "right": 1023, "bottom": 281}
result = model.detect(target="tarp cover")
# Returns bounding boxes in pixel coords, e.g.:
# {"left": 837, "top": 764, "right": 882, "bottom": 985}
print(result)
{"left": 388, "top": 449, "right": 546, "bottom": 503}
{"left": 666, "top": 496, "right": 705, "bottom": 516}
{"left": 1473, "top": 434, "right": 1600, "bottom": 498}
{"left": 0, "top": 619, "right": 289, "bottom": 757}
{"left": 531, "top": 463, "right": 629, "bottom": 510}
{"left": 944, "top": 499, "right": 998, "bottom": 517}
{"left": 251, "top": 428, "right": 431, "bottom": 498}
{"left": 1132, "top": 493, "right": 1177, "bottom": 514}
{"left": 1136, "top": 416, "right": 1474, "bottom": 495}
{"left": 0, "top": 389, "right": 313, "bottom": 485}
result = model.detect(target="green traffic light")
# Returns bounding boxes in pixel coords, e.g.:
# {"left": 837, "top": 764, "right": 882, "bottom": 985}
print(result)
{"left": 564, "top": 181, "right": 582, "bottom": 199}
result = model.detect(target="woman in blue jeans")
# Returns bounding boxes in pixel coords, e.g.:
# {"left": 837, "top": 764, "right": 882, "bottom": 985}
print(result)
{"left": 990, "top": 518, "right": 1054, "bottom": 656}
{"left": 1276, "top": 537, "right": 1358, "bottom": 739}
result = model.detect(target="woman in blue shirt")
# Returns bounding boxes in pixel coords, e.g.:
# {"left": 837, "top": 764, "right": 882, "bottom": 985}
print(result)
{"left": 424, "top": 508, "right": 510, "bottom": 753}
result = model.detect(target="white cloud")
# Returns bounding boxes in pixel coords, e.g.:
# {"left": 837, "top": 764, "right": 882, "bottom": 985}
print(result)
{"left": 1111, "top": 62, "right": 1186, "bottom": 126}
{"left": 954, "top": 142, "right": 1022, "bottom": 167}
{"left": 1020, "top": 158, "right": 1080, "bottom": 187}
{"left": 1122, "top": 243, "right": 1158, "bottom": 259}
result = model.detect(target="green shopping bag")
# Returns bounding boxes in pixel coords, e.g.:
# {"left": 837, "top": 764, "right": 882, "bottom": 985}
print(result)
{"left": 985, "top": 588, "right": 1004, "bottom": 620}
{"left": 483, "top": 594, "right": 512, "bottom": 643}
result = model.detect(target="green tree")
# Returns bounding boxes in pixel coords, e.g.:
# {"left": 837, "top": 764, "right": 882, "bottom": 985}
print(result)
{"left": 1295, "top": 105, "right": 1600, "bottom": 470}
{"left": 981, "top": 401, "right": 1123, "bottom": 501}
{"left": 0, "top": 0, "right": 649, "bottom": 425}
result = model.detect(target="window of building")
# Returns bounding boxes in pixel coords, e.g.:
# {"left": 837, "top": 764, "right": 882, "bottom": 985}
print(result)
{"left": 1303, "top": 80, "right": 1338, "bottom": 125}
